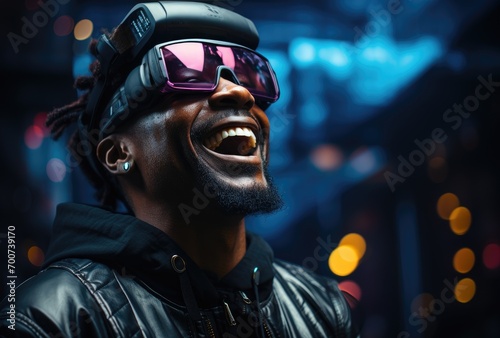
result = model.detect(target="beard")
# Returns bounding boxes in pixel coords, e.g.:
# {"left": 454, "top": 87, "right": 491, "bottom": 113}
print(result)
{"left": 193, "top": 158, "right": 284, "bottom": 216}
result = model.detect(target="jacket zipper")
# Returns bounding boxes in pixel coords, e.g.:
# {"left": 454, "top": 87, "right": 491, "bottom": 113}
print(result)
{"left": 240, "top": 289, "right": 272, "bottom": 338}
{"left": 263, "top": 320, "right": 273, "bottom": 338}
{"left": 239, "top": 291, "right": 250, "bottom": 315}
{"left": 239, "top": 291, "right": 252, "bottom": 304}
{"left": 223, "top": 300, "right": 237, "bottom": 326}
{"left": 204, "top": 318, "right": 216, "bottom": 338}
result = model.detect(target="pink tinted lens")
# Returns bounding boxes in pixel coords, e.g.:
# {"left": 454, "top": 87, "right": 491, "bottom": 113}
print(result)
{"left": 160, "top": 42, "right": 278, "bottom": 100}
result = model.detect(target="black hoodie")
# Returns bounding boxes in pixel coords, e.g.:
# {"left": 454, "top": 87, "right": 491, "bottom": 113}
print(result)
{"left": 43, "top": 203, "right": 275, "bottom": 309}
{"left": 0, "top": 203, "right": 359, "bottom": 337}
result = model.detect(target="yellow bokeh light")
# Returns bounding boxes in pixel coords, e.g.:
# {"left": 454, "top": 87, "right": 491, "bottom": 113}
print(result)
{"left": 74, "top": 19, "right": 93, "bottom": 40}
{"left": 27, "top": 246, "right": 45, "bottom": 267}
{"left": 339, "top": 233, "right": 366, "bottom": 260}
{"left": 453, "top": 247, "right": 475, "bottom": 273}
{"left": 449, "top": 206, "right": 472, "bottom": 235}
{"left": 436, "top": 193, "right": 460, "bottom": 220}
{"left": 454, "top": 278, "right": 476, "bottom": 303}
{"left": 328, "top": 246, "right": 359, "bottom": 277}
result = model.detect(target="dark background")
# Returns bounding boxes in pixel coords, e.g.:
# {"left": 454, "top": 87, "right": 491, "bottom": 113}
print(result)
{"left": 1, "top": 0, "right": 499, "bottom": 337}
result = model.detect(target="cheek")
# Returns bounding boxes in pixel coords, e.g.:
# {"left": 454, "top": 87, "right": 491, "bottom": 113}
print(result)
{"left": 136, "top": 127, "right": 184, "bottom": 196}
{"left": 138, "top": 104, "right": 202, "bottom": 182}
{"left": 141, "top": 108, "right": 192, "bottom": 150}
{"left": 135, "top": 125, "right": 169, "bottom": 184}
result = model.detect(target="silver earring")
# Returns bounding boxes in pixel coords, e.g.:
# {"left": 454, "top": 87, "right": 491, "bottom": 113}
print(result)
{"left": 122, "top": 162, "right": 130, "bottom": 172}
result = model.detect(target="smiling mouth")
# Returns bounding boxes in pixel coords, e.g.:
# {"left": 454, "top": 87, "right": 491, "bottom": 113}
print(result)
{"left": 203, "top": 127, "right": 257, "bottom": 156}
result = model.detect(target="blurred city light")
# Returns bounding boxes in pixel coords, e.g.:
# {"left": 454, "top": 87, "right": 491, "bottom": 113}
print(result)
{"left": 339, "top": 233, "right": 367, "bottom": 260}
{"left": 46, "top": 158, "right": 67, "bottom": 183}
{"left": 345, "top": 146, "right": 385, "bottom": 178}
{"left": 310, "top": 144, "right": 344, "bottom": 171}
{"left": 349, "top": 37, "right": 443, "bottom": 106}
{"left": 74, "top": 19, "right": 93, "bottom": 40}
{"left": 338, "top": 280, "right": 362, "bottom": 301}
{"left": 329, "top": 245, "right": 359, "bottom": 276}
{"left": 455, "top": 278, "right": 476, "bottom": 304}
{"left": 437, "top": 193, "right": 460, "bottom": 220}
{"left": 33, "top": 112, "right": 49, "bottom": 136}
{"left": 482, "top": 243, "right": 500, "bottom": 270}
{"left": 449, "top": 206, "right": 472, "bottom": 235}
{"left": 24, "top": 125, "right": 44, "bottom": 149}
{"left": 27, "top": 246, "right": 45, "bottom": 267}
{"left": 53, "top": 15, "right": 74, "bottom": 37}
{"left": 453, "top": 247, "right": 475, "bottom": 274}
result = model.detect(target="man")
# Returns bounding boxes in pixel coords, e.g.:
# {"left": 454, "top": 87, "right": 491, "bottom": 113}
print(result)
{"left": 1, "top": 2, "right": 358, "bottom": 337}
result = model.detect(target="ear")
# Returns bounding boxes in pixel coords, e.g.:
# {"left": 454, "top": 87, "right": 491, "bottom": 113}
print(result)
{"left": 96, "top": 135, "right": 134, "bottom": 175}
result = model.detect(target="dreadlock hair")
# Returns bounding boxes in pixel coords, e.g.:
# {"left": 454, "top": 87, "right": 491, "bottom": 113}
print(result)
{"left": 45, "top": 31, "right": 125, "bottom": 211}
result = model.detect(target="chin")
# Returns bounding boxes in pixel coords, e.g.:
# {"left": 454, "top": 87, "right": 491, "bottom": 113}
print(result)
{"left": 194, "top": 158, "right": 283, "bottom": 216}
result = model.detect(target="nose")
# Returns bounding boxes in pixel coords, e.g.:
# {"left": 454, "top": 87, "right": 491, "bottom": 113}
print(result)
{"left": 209, "top": 73, "right": 255, "bottom": 110}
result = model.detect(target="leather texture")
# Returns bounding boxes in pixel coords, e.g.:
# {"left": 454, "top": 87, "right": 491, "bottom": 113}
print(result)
{"left": 0, "top": 258, "right": 356, "bottom": 338}
{"left": 0, "top": 203, "right": 359, "bottom": 337}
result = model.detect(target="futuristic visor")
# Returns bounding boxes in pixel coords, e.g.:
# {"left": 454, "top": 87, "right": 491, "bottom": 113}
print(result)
{"left": 156, "top": 40, "right": 279, "bottom": 102}
{"left": 98, "top": 39, "right": 279, "bottom": 138}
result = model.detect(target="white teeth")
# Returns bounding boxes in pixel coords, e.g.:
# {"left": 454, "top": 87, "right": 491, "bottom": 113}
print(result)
{"left": 204, "top": 127, "right": 257, "bottom": 152}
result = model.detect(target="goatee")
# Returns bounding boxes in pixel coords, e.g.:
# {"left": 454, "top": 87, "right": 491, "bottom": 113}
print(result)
{"left": 194, "top": 160, "right": 284, "bottom": 216}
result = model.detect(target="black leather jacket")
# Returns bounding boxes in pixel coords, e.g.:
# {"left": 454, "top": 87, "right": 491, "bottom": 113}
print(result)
{"left": 0, "top": 203, "right": 358, "bottom": 337}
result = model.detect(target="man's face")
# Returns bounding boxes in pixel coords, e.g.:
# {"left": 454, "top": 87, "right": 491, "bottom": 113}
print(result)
{"left": 128, "top": 75, "right": 283, "bottom": 218}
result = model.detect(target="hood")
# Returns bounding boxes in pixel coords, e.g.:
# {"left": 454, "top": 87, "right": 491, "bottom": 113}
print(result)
{"left": 42, "top": 202, "right": 275, "bottom": 309}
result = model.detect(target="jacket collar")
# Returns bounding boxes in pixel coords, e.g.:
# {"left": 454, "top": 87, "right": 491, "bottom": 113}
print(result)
{"left": 43, "top": 202, "right": 275, "bottom": 308}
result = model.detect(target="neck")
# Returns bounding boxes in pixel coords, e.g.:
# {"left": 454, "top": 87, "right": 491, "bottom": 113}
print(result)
{"left": 133, "top": 200, "right": 247, "bottom": 279}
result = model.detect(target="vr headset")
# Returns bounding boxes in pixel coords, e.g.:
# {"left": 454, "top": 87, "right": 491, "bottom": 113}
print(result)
{"left": 78, "top": 1, "right": 280, "bottom": 183}
{"left": 80, "top": 1, "right": 279, "bottom": 140}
